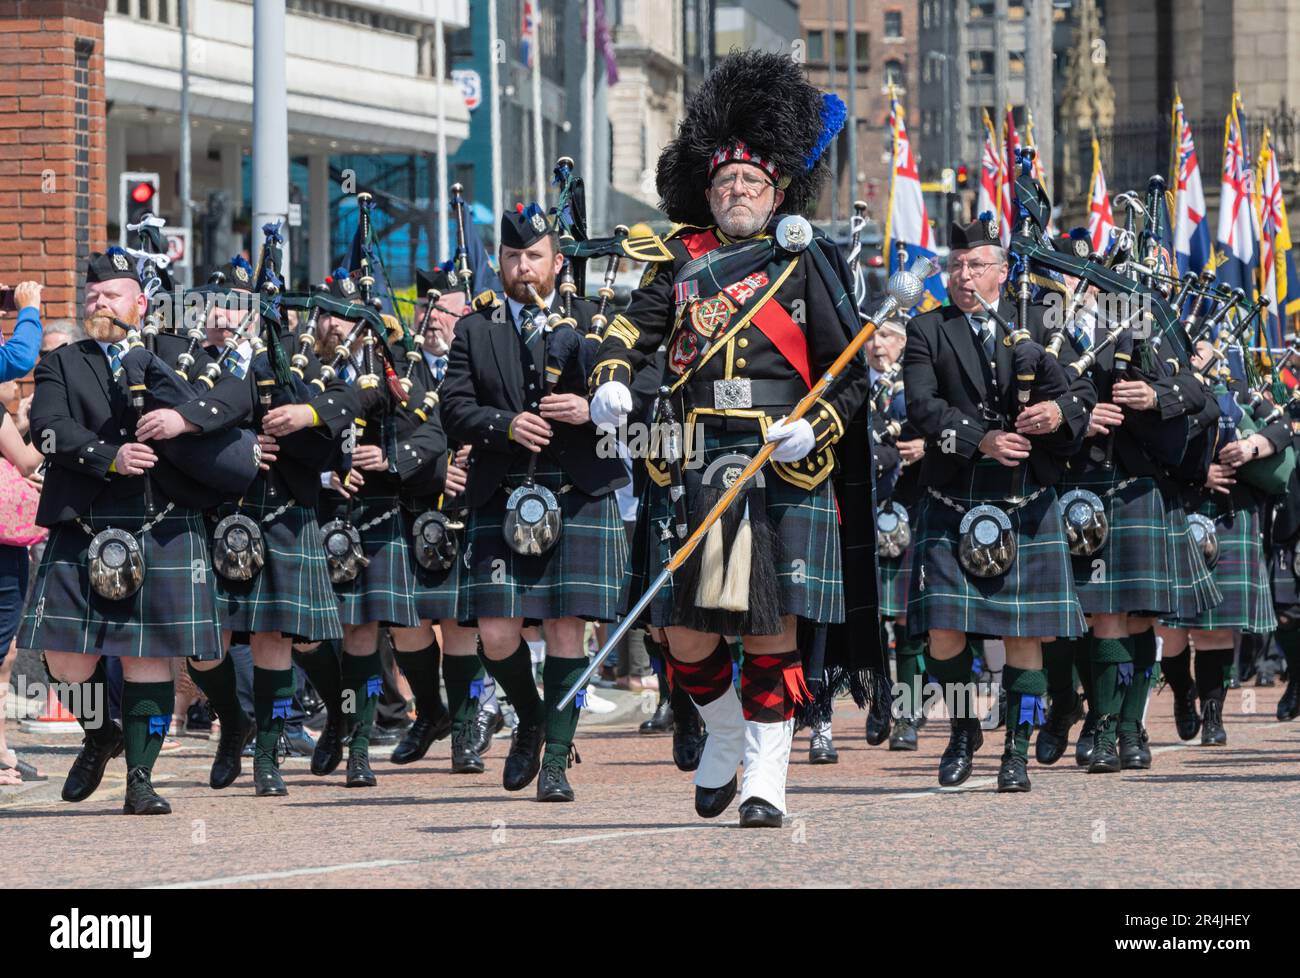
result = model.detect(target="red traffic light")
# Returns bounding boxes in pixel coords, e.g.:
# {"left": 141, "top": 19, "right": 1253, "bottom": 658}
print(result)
{"left": 130, "top": 181, "right": 155, "bottom": 204}
{"left": 956, "top": 165, "right": 969, "bottom": 186}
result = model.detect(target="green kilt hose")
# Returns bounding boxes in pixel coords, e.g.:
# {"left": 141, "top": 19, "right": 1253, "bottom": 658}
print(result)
{"left": 213, "top": 475, "right": 342, "bottom": 643}
{"left": 907, "top": 458, "right": 1086, "bottom": 639}
{"left": 461, "top": 460, "right": 627, "bottom": 625}
{"left": 1163, "top": 498, "right": 1276, "bottom": 633}
{"left": 1065, "top": 471, "right": 1172, "bottom": 616}
{"left": 632, "top": 429, "right": 844, "bottom": 631}
{"left": 19, "top": 495, "right": 223, "bottom": 659}
{"left": 319, "top": 491, "right": 419, "bottom": 628}
{"left": 400, "top": 502, "right": 461, "bottom": 622}
{"left": 1163, "top": 504, "right": 1223, "bottom": 619}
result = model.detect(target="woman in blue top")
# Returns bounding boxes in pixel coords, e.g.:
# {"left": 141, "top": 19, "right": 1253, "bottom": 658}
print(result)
{"left": 0, "top": 282, "right": 43, "bottom": 382}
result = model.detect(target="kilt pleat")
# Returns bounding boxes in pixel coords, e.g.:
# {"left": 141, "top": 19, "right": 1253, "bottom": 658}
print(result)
{"left": 1164, "top": 505, "right": 1223, "bottom": 619}
{"left": 906, "top": 459, "right": 1086, "bottom": 639}
{"left": 17, "top": 497, "right": 223, "bottom": 659}
{"left": 878, "top": 541, "right": 913, "bottom": 619}
{"left": 1163, "top": 499, "right": 1276, "bottom": 633}
{"left": 401, "top": 504, "right": 461, "bottom": 622}
{"left": 1064, "top": 471, "right": 1172, "bottom": 615}
{"left": 319, "top": 492, "right": 419, "bottom": 628}
{"left": 632, "top": 430, "right": 844, "bottom": 629}
{"left": 1269, "top": 542, "right": 1300, "bottom": 618}
{"left": 214, "top": 479, "right": 343, "bottom": 642}
{"left": 461, "top": 462, "right": 628, "bottom": 624}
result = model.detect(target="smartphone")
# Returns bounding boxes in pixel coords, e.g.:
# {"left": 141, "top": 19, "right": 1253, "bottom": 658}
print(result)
{"left": 0, "top": 289, "right": 15, "bottom": 313}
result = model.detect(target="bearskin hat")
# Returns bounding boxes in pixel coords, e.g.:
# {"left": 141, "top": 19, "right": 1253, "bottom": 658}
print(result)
{"left": 656, "top": 51, "right": 845, "bottom": 228}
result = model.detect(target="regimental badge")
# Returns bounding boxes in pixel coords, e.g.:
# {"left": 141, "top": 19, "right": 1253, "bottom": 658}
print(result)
{"left": 234, "top": 266, "right": 250, "bottom": 283}
{"left": 723, "top": 272, "right": 768, "bottom": 306}
{"left": 987, "top": 216, "right": 1000, "bottom": 238}
{"left": 531, "top": 213, "right": 547, "bottom": 234}
{"left": 775, "top": 215, "right": 812, "bottom": 253}
{"left": 340, "top": 277, "right": 356, "bottom": 296}
{"left": 112, "top": 253, "right": 130, "bottom": 271}
{"left": 690, "top": 295, "right": 734, "bottom": 339}
{"left": 447, "top": 270, "right": 459, "bottom": 287}
{"left": 668, "top": 329, "right": 700, "bottom": 375}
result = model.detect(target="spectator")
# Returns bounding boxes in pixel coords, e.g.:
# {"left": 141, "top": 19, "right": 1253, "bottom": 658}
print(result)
{"left": 13, "top": 320, "right": 80, "bottom": 441}
{"left": 0, "top": 282, "right": 43, "bottom": 383}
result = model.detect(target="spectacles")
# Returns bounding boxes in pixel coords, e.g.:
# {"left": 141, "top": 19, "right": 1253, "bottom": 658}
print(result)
{"left": 948, "top": 260, "right": 1001, "bottom": 276}
{"left": 709, "top": 171, "right": 775, "bottom": 196}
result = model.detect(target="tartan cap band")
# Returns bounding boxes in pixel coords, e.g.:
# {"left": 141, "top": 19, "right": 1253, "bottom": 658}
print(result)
{"left": 709, "top": 141, "right": 782, "bottom": 184}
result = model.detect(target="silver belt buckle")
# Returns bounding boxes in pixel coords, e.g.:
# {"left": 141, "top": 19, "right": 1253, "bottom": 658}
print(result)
{"left": 713, "top": 378, "right": 752, "bottom": 410}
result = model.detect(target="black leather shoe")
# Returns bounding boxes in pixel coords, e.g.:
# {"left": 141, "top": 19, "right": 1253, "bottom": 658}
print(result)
{"left": 1119, "top": 727, "right": 1150, "bottom": 770}
{"left": 1074, "top": 710, "right": 1098, "bottom": 767}
{"left": 808, "top": 728, "right": 838, "bottom": 764}
{"left": 1173, "top": 686, "right": 1201, "bottom": 741}
{"left": 469, "top": 705, "right": 505, "bottom": 756}
{"left": 346, "top": 746, "right": 377, "bottom": 787}
{"left": 1088, "top": 717, "right": 1121, "bottom": 773}
{"left": 738, "top": 796, "right": 783, "bottom": 827}
{"left": 672, "top": 703, "right": 707, "bottom": 772}
{"left": 122, "top": 767, "right": 171, "bottom": 815}
{"left": 368, "top": 722, "right": 406, "bottom": 747}
{"left": 865, "top": 694, "right": 892, "bottom": 746}
{"left": 450, "top": 727, "right": 485, "bottom": 774}
{"left": 502, "top": 719, "right": 544, "bottom": 791}
{"left": 536, "top": 750, "right": 578, "bottom": 802}
{"left": 639, "top": 698, "right": 674, "bottom": 734}
{"left": 311, "top": 712, "right": 345, "bottom": 777}
{"left": 1136, "top": 722, "right": 1152, "bottom": 766}
{"left": 1277, "top": 674, "right": 1300, "bottom": 721}
{"left": 938, "top": 719, "right": 983, "bottom": 787}
{"left": 62, "top": 723, "right": 124, "bottom": 803}
{"left": 694, "top": 774, "right": 738, "bottom": 818}
{"left": 889, "top": 716, "right": 918, "bottom": 751}
{"left": 1200, "top": 698, "right": 1227, "bottom": 745}
{"left": 996, "top": 752, "right": 1031, "bottom": 792}
{"left": 1036, "top": 693, "right": 1084, "bottom": 766}
{"left": 210, "top": 713, "right": 254, "bottom": 790}
{"left": 389, "top": 712, "right": 453, "bottom": 765}
{"left": 254, "top": 765, "right": 288, "bottom": 796}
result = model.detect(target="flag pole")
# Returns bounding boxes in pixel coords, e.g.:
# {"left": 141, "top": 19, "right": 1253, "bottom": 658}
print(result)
{"left": 488, "top": 0, "right": 503, "bottom": 230}
{"left": 532, "top": 6, "right": 546, "bottom": 205}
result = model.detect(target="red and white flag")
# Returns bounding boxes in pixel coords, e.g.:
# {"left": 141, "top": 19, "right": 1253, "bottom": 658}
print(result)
{"left": 977, "top": 110, "right": 1004, "bottom": 242}
{"left": 1000, "top": 105, "right": 1020, "bottom": 247}
{"left": 1086, "top": 137, "right": 1115, "bottom": 254}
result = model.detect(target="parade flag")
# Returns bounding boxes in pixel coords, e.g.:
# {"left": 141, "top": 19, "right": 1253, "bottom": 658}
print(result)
{"left": 1024, "top": 108, "right": 1056, "bottom": 237}
{"left": 521, "top": 0, "right": 537, "bottom": 69}
{"left": 883, "top": 91, "right": 946, "bottom": 310}
{"left": 1086, "top": 137, "right": 1115, "bottom": 254}
{"left": 1215, "top": 91, "right": 1259, "bottom": 296}
{"left": 1000, "top": 105, "right": 1021, "bottom": 247}
{"left": 1257, "top": 128, "right": 1290, "bottom": 349}
{"left": 977, "top": 110, "right": 1003, "bottom": 243}
{"left": 1171, "top": 94, "right": 1212, "bottom": 276}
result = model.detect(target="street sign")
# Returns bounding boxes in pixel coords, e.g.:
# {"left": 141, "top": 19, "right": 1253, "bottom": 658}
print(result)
{"left": 452, "top": 68, "right": 482, "bottom": 111}
{"left": 163, "top": 227, "right": 190, "bottom": 267}
{"left": 288, "top": 202, "right": 302, "bottom": 227}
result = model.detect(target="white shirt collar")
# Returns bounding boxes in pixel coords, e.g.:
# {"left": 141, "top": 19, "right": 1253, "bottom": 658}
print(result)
{"left": 506, "top": 292, "right": 556, "bottom": 334}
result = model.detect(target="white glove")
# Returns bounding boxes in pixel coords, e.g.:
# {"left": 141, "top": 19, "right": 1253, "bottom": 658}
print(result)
{"left": 765, "top": 416, "right": 816, "bottom": 463}
{"left": 590, "top": 381, "right": 633, "bottom": 432}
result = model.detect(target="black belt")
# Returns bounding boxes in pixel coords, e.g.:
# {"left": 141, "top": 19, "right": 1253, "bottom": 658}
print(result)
{"left": 684, "top": 377, "right": 809, "bottom": 413}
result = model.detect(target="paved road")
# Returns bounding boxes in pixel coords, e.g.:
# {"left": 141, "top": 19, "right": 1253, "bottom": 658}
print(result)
{"left": 3, "top": 684, "right": 1297, "bottom": 888}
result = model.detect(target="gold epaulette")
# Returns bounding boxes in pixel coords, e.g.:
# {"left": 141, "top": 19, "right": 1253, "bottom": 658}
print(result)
{"left": 473, "top": 290, "right": 500, "bottom": 312}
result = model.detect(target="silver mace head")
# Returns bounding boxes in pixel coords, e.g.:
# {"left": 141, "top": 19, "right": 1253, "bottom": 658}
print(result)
{"left": 880, "top": 255, "right": 937, "bottom": 315}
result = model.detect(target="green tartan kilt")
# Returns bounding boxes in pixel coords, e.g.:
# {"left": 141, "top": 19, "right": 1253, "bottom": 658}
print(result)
{"left": 18, "top": 494, "right": 223, "bottom": 659}
{"left": 878, "top": 541, "right": 913, "bottom": 619}
{"left": 906, "top": 459, "right": 1086, "bottom": 639}
{"left": 1269, "top": 542, "right": 1300, "bottom": 618}
{"left": 318, "top": 492, "right": 419, "bottom": 628}
{"left": 400, "top": 504, "right": 461, "bottom": 622}
{"left": 1163, "top": 504, "right": 1223, "bottom": 619}
{"left": 631, "top": 429, "right": 844, "bottom": 631}
{"left": 460, "top": 462, "right": 627, "bottom": 625}
{"left": 1162, "top": 498, "right": 1276, "bottom": 633}
{"left": 212, "top": 477, "right": 343, "bottom": 643}
{"left": 1064, "top": 471, "right": 1172, "bottom": 615}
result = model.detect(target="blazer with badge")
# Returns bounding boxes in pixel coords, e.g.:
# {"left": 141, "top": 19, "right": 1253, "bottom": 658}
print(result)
{"left": 903, "top": 299, "right": 1096, "bottom": 490}
{"left": 32, "top": 333, "right": 253, "bottom": 526}
{"left": 441, "top": 294, "right": 628, "bottom": 510}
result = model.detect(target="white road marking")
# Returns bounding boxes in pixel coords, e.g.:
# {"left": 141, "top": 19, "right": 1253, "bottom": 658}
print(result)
{"left": 154, "top": 858, "right": 419, "bottom": 889}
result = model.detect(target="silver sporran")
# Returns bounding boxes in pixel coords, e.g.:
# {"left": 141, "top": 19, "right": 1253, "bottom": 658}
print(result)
{"left": 212, "top": 513, "right": 266, "bottom": 582}
{"left": 958, "top": 504, "right": 1016, "bottom": 578}
{"left": 1059, "top": 488, "right": 1109, "bottom": 557}
{"left": 87, "top": 528, "right": 146, "bottom": 601}
{"left": 412, "top": 509, "right": 462, "bottom": 572}
{"left": 1187, "top": 513, "right": 1220, "bottom": 570}
{"left": 503, "top": 482, "right": 562, "bottom": 557}
{"left": 321, "top": 519, "right": 369, "bottom": 584}
{"left": 875, "top": 501, "right": 912, "bottom": 559}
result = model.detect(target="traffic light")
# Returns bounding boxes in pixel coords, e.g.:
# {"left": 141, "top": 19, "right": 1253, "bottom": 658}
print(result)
{"left": 956, "top": 164, "right": 969, "bottom": 189}
{"left": 120, "top": 171, "right": 160, "bottom": 240}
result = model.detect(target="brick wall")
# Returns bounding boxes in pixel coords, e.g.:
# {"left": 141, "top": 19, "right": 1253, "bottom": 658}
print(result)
{"left": 0, "top": 0, "right": 106, "bottom": 400}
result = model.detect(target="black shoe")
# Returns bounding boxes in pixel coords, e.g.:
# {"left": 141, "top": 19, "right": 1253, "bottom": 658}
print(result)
{"left": 254, "top": 765, "right": 288, "bottom": 796}
{"left": 639, "top": 698, "right": 674, "bottom": 734}
{"left": 1036, "top": 693, "right": 1083, "bottom": 766}
{"left": 865, "top": 692, "right": 892, "bottom": 746}
{"left": 61, "top": 723, "right": 125, "bottom": 803}
{"left": 1200, "top": 698, "right": 1227, "bottom": 745}
{"left": 1074, "top": 710, "right": 1098, "bottom": 767}
{"left": 185, "top": 700, "right": 214, "bottom": 736}
{"left": 694, "top": 774, "right": 738, "bottom": 819}
{"left": 888, "top": 716, "right": 919, "bottom": 751}
{"left": 346, "top": 746, "right": 377, "bottom": 787}
{"left": 299, "top": 685, "right": 325, "bottom": 722}
{"left": 1136, "top": 722, "right": 1152, "bottom": 766}
{"left": 368, "top": 721, "right": 407, "bottom": 747}
{"left": 1088, "top": 716, "right": 1121, "bottom": 773}
{"left": 738, "top": 796, "right": 783, "bottom": 827}
{"left": 310, "top": 712, "right": 345, "bottom": 777}
{"left": 1173, "top": 686, "right": 1201, "bottom": 741}
{"left": 536, "top": 749, "right": 578, "bottom": 802}
{"left": 122, "top": 767, "right": 171, "bottom": 815}
{"left": 389, "top": 712, "right": 452, "bottom": 765}
{"left": 938, "top": 719, "right": 983, "bottom": 787}
{"left": 450, "top": 726, "right": 485, "bottom": 774}
{"left": 502, "top": 719, "right": 544, "bottom": 791}
{"left": 1277, "top": 674, "right": 1300, "bottom": 721}
{"left": 996, "top": 752, "right": 1031, "bottom": 792}
{"left": 1119, "top": 727, "right": 1151, "bottom": 770}
{"left": 210, "top": 713, "right": 254, "bottom": 790}
{"left": 808, "top": 728, "right": 839, "bottom": 764}
{"left": 469, "top": 705, "right": 505, "bottom": 756}
{"left": 672, "top": 704, "right": 707, "bottom": 772}
{"left": 281, "top": 727, "right": 316, "bottom": 758}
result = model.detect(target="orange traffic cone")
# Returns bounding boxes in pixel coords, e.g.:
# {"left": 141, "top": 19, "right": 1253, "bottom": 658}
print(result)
{"left": 18, "top": 685, "right": 82, "bottom": 735}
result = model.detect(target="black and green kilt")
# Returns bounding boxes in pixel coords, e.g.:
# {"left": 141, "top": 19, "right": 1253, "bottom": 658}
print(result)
{"left": 878, "top": 542, "right": 913, "bottom": 619}
{"left": 1163, "top": 499, "right": 1276, "bottom": 633}
{"left": 213, "top": 477, "right": 343, "bottom": 643}
{"left": 461, "top": 461, "right": 627, "bottom": 625}
{"left": 1268, "top": 540, "right": 1300, "bottom": 625}
{"left": 1064, "top": 471, "right": 1171, "bottom": 615}
{"left": 400, "top": 503, "right": 461, "bottom": 622}
{"left": 1163, "top": 504, "right": 1223, "bottom": 619}
{"left": 17, "top": 495, "right": 223, "bottom": 659}
{"left": 319, "top": 491, "right": 419, "bottom": 628}
{"left": 631, "top": 429, "right": 844, "bottom": 630}
{"left": 906, "top": 458, "right": 1086, "bottom": 639}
